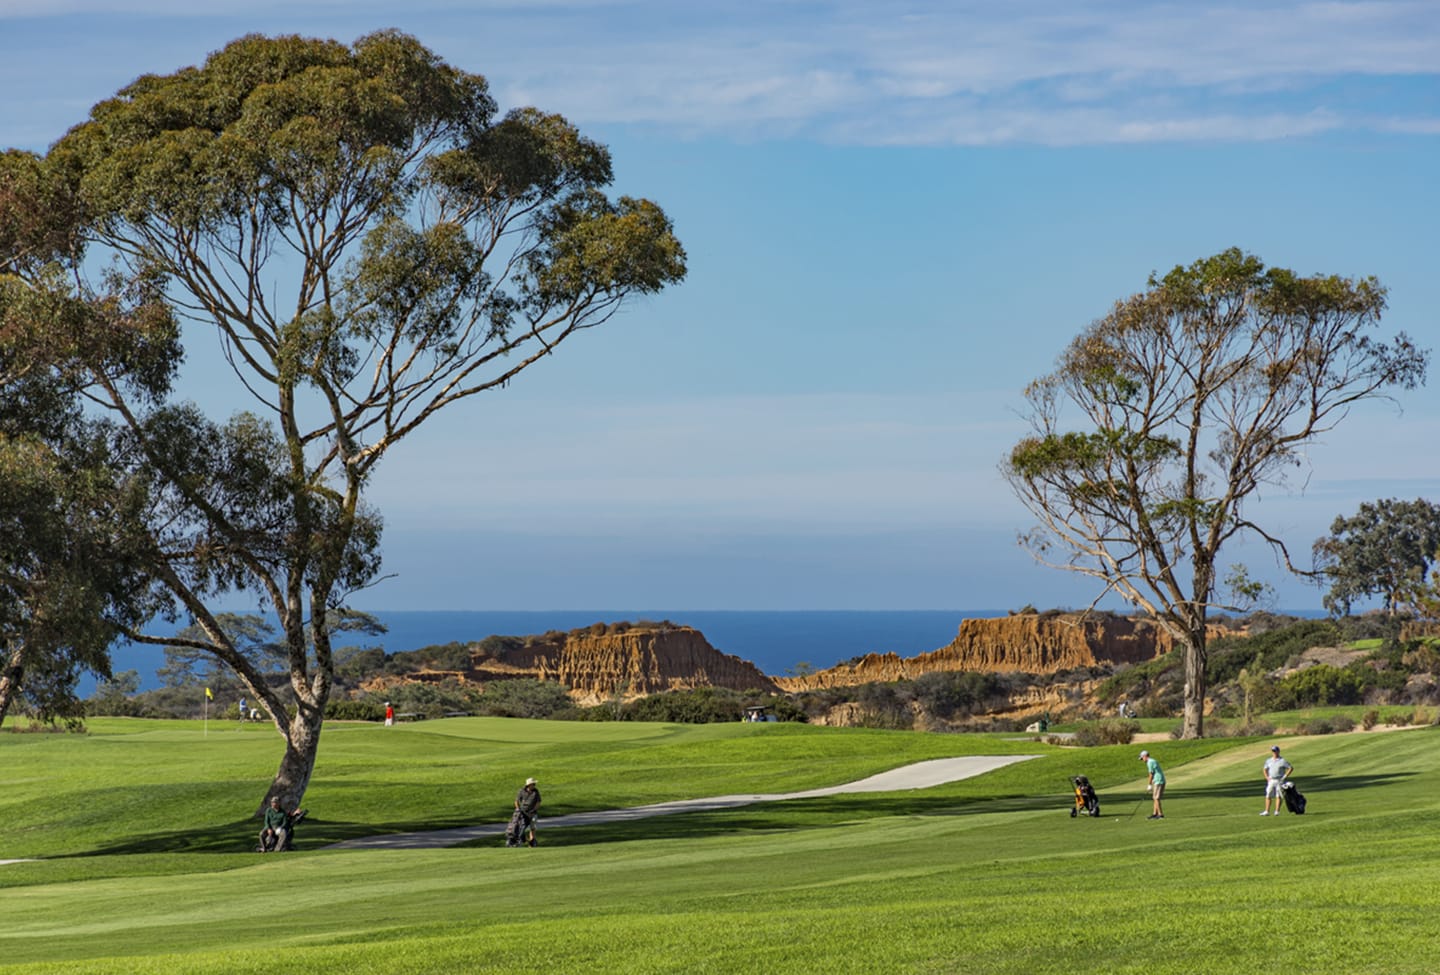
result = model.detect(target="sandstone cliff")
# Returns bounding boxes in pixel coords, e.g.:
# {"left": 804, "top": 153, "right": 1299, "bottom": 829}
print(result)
{"left": 492, "top": 625, "right": 779, "bottom": 704}
{"left": 775, "top": 613, "right": 1179, "bottom": 692}
{"left": 369, "top": 613, "right": 1210, "bottom": 709}
{"left": 368, "top": 624, "right": 780, "bottom": 704}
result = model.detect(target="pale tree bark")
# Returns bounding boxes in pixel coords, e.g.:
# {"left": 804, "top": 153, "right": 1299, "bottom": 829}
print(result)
{"left": 0, "top": 642, "right": 25, "bottom": 728}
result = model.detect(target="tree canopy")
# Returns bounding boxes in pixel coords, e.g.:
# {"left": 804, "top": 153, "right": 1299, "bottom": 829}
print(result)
{"left": 0, "top": 150, "right": 174, "bottom": 728}
{"left": 5, "top": 30, "right": 685, "bottom": 803}
{"left": 1004, "top": 248, "right": 1428, "bottom": 737}
{"left": 1314, "top": 498, "right": 1440, "bottom": 616}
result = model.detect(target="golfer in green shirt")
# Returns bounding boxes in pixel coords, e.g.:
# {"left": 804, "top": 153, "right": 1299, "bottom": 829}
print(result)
{"left": 1140, "top": 749, "right": 1165, "bottom": 819}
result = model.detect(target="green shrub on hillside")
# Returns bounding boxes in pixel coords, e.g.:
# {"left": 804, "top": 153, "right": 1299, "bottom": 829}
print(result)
{"left": 325, "top": 698, "right": 386, "bottom": 721}
{"left": 1072, "top": 718, "right": 1140, "bottom": 746}
{"left": 477, "top": 679, "right": 573, "bottom": 719}
{"left": 381, "top": 679, "right": 482, "bottom": 718}
{"left": 1207, "top": 619, "right": 1343, "bottom": 685}
{"left": 386, "top": 641, "right": 473, "bottom": 673}
{"left": 622, "top": 687, "right": 743, "bottom": 723}
{"left": 910, "top": 670, "right": 1010, "bottom": 720}
{"left": 606, "top": 688, "right": 805, "bottom": 724}
{"left": 475, "top": 635, "right": 526, "bottom": 659}
{"left": 1281, "top": 664, "right": 1365, "bottom": 708}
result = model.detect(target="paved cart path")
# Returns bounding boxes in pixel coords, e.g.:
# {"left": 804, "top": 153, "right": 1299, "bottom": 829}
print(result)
{"left": 325, "top": 754, "right": 1038, "bottom": 851}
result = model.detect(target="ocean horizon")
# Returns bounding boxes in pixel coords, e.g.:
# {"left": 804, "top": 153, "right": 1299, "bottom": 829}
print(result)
{"left": 104, "top": 606, "right": 1328, "bottom": 693}
{"left": 108, "top": 609, "right": 996, "bottom": 691}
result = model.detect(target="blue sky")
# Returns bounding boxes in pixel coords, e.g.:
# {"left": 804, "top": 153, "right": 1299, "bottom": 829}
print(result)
{"left": 3, "top": 1, "right": 1438, "bottom": 612}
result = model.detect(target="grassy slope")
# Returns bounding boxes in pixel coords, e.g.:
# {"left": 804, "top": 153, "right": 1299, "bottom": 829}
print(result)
{"left": 2, "top": 719, "right": 1437, "bottom": 974}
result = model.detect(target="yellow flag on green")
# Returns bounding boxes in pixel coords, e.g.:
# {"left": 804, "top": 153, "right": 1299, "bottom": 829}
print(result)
{"left": 205, "top": 687, "right": 213, "bottom": 700}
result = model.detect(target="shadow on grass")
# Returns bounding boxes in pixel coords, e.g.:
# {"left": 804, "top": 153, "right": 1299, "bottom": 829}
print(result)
{"left": 462, "top": 792, "right": 1065, "bottom": 849}
{"left": 64, "top": 768, "right": 1419, "bottom": 857}
{"left": 64, "top": 814, "right": 497, "bottom": 857}
{"left": 1158, "top": 770, "right": 1417, "bottom": 803}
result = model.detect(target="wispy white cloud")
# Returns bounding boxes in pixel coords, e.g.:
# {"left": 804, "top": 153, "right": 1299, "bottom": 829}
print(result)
{"left": 452, "top": 0, "right": 1440, "bottom": 145}
{"left": 2, "top": 0, "right": 1435, "bottom": 146}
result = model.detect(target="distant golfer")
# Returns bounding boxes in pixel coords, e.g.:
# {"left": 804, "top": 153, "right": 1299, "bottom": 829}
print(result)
{"left": 1261, "top": 745, "right": 1292, "bottom": 816}
{"left": 384, "top": 701, "right": 394, "bottom": 727}
{"left": 1140, "top": 749, "right": 1165, "bottom": 819}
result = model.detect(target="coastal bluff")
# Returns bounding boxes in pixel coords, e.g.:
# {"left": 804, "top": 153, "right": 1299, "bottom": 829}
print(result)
{"left": 383, "top": 623, "right": 781, "bottom": 704}
{"left": 774, "top": 612, "right": 1179, "bottom": 692}
{"left": 374, "top": 612, "right": 1187, "bottom": 703}
{"left": 507, "top": 625, "right": 780, "bottom": 704}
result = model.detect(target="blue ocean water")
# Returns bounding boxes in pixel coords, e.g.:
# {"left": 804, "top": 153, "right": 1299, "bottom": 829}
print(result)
{"left": 107, "top": 609, "right": 998, "bottom": 690}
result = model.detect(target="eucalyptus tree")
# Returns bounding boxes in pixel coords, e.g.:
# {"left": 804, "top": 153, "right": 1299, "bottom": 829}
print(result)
{"left": 31, "top": 31, "right": 685, "bottom": 804}
{"left": 1313, "top": 498, "right": 1440, "bottom": 616}
{"left": 1004, "top": 249, "right": 1427, "bottom": 738}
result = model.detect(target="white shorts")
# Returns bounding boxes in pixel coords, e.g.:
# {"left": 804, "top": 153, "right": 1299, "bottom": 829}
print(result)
{"left": 1265, "top": 779, "right": 1284, "bottom": 799}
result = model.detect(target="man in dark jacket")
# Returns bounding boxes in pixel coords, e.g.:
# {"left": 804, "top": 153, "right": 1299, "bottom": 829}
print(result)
{"left": 259, "top": 796, "right": 301, "bottom": 852}
{"left": 509, "top": 777, "right": 542, "bottom": 848}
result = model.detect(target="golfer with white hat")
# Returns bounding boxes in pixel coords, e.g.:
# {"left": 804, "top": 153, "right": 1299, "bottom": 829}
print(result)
{"left": 509, "top": 776, "right": 543, "bottom": 847}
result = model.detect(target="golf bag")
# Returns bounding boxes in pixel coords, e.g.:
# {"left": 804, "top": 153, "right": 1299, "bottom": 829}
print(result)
{"left": 505, "top": 809, "right": 535, "bottom": 847}
{"left": 1281, "top": 780, "right": 1306, "bottom": 815}
{"left": 1070, "top": 775, "right": 1100, "bottom": 817}
{"left": 256, "top": 808, "right": 307, "bottom": 852}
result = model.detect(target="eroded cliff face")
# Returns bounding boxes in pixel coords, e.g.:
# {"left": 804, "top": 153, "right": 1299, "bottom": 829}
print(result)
{"left": 496, "top": 626, "right": 779, "bottom": 704}
{"left": 379, "top": 625, "right": 782, "bottom": 704}
{"left": 775, "top": 613, "right": 1178, "bottom": 692}
{"left": 370, "top": 613, "right": 1206, "bottom": 710}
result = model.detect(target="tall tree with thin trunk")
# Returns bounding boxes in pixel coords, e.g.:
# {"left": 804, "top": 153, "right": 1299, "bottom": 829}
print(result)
{"left": 1004, "top": 249, "right": 1427, "bottom": 738}
{"left": 22, "top": 31, "right": 686, "bottom": 807}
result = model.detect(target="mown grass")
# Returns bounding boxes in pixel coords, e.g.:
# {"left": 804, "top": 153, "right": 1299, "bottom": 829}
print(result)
{"left": 2, "top": 718, "right": 1437, "bottom": 973}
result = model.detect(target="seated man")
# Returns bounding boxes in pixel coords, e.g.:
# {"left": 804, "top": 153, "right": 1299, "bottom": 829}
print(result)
{"left": 258, "top": 796, "right": 304, "bottom": 852}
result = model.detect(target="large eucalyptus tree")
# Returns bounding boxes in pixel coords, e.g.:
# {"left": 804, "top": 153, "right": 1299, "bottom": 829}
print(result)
{"left": 24, "top": 31, "right": 685, "bottom": 805}
{"left": 1004, "top": 249, "right": 1427, "bottom": 738}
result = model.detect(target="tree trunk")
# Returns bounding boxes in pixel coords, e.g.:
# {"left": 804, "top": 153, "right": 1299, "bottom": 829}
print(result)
{"left": 258, "top": 703, "right": 324, "bottom": 816}
{"left": 1179, "top": 627, "right": 1207, "bottom": 739}
{"left": 0, "top": 642, "right": 25, "bottom": 729}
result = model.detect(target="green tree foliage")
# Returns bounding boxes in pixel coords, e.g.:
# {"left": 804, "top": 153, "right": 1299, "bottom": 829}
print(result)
{"left": 909, "top": 670, "right": 1007, "bottom": 720}
{"left": 382, "top": 679, "right": 483, "bottom": 719}
{"left": 0, "top": 151, "right": 174, "bottom": 730}
{"left": 1256, "top": 664, "right": 1366, "bottom": 711}
{"left": 335, "top": 647, "right": 387, "bottom": 682}
{"left": 86, "top": 670, "right": 145, "bottom": 718}
{"left": 474, "top": 635, "right": 526, "bottom": 659}
{"left": 474, "top": 678, "right": 572, "bottom": 719}
{"left": 385, "top": 641, "right": 473, "bottom": 674}
{"left": 1205, "top": 619, "right": 1343, "bottom": 686}
{"left": 13, "top": 31, "right": 684, "bottom": 806}
{"left": 1004, "top": 248, "right": 1429, "bottom": 737}
{"left": 159, "top": 614, "right": 286, "bottom": 691}
{"left": 618, "top": 687, "right": 805, "bottom": 724}
{"left": 1313, "top": 498, "right": 1440, "bottom": 616}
